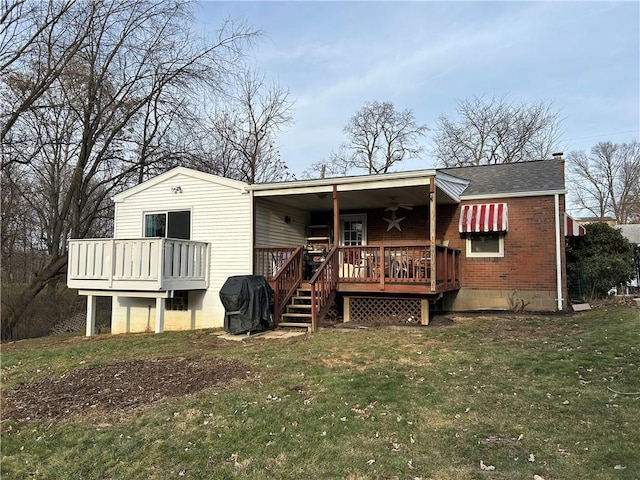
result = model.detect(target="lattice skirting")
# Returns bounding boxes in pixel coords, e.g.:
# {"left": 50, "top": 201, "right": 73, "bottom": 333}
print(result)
{"left": 347, "top": 297, "right": 423, "bottom": 324}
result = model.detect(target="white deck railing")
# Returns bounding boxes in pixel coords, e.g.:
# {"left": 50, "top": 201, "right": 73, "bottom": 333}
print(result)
{"left": 67, "top": 238, "right": 209, "bottom": 291}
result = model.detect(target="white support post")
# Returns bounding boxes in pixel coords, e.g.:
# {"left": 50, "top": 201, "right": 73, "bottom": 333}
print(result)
{"left": 85, "top": 295, "right": 96, "bottom": 337}
{"left": 155, "top": 296, "right": 165, "bottom": 333}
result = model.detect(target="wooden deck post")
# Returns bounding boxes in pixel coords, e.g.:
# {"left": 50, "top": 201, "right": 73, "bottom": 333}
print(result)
{"left": 344, "top": 296, "right": 351, "bottom": 322}
{"left": 429, "top": 177, "right": 437, "bottom": 291}
{"left": 85, "top": 294, "right": 96, "bottom": 337}
{"left": 332, "top": 184, "right": 339, "bottom": 248}
{"left": 155, "top": 297, "right": 165, "bottom": 333}
{"left": 421, "top": 299, "right": 429, "bottom": 325}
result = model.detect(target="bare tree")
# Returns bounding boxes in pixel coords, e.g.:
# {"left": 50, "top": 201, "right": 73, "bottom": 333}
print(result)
{"left": 301, "top": 153, "right": 351, "bottom": 179}
{"left": 0, "top": 163, "right": 45, "bottom": 284}
{"left": 433, "top": 95, "right": 563, "bottom": 167}
{"left": 203, "top": 69, "right": 294, "bottom": 183}
{"left": 0, "top": 0, "right": 98, "bottom": 145}
{"left": 568, "top": 141, "right": 640, "bottom": 224}
{"left": 340, "top": 101, "right": 427, "bottom": 174}
{"left": 0, "top": 0, "right": 258, "bottom": 338}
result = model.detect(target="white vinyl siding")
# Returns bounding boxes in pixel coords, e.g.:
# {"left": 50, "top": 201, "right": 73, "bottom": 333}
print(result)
{"left": 113, "top": 172, "right": 252, "bottom": 329}
{"left": 254, "top": 198, "right": 308, "bottom": 246}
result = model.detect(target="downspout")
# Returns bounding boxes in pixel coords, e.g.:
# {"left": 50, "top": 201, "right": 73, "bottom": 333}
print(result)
{"left": 554, "top": 194, "right": 563, "bottom": 310}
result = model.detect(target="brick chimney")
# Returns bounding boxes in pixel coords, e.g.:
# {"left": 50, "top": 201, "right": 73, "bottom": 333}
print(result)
{"left": 552, "top": 152, "right": 565, "bottom": 177}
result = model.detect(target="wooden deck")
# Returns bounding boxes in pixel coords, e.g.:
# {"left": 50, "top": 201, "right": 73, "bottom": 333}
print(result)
{"left": 68, "top": 238, "right": 210, "bottom": 291}
{"left": 257, "top": 243, "right": 460, "bottom": 294}
{"left": 256, "top": 243, "right": 461, "bottom": 331}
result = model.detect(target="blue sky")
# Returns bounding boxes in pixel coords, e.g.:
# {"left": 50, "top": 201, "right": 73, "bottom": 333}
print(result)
{"left": 198, "top": 1, "right": 640, "bottom": 177}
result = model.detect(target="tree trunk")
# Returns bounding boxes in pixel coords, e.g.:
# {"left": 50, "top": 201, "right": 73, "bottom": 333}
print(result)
{"left": 1, "top": 255, "right": 68, "bottom": 340}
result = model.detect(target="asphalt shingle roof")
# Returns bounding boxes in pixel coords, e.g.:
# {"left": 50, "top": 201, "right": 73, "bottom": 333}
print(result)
{"left": 440, "top": 159, "right": 565, "bottom": 197}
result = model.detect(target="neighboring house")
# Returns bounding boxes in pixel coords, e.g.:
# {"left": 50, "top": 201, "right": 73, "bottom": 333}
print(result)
{"left": 68, "top": 158, "right": 580, "bottom": 336}
{"left": 578, "top": 216, "right": 617, "bottom": 226}
{"left": 614, "top": 224, "right": 640, "bottom": 291}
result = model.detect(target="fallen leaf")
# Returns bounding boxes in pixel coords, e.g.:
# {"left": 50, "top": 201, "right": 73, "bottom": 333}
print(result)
{"left": 480, "top": 460, "right": 495, "bottom": 471}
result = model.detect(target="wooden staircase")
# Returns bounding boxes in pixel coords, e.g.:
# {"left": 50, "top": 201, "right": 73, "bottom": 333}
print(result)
{"left": 278, "top": 283, "right": 315, "bottom": 331}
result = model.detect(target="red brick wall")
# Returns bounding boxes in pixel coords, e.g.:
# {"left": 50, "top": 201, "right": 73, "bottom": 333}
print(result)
{"left": 439, "top": 196, "right": 566, "bottom": 293}
{"left": 366, "top": 206, "right": 430, "bottom": 244}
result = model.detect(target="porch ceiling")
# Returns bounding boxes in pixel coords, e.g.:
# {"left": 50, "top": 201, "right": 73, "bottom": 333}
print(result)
{"left": 253, "top": 185, "right": 458, "bottom": 211}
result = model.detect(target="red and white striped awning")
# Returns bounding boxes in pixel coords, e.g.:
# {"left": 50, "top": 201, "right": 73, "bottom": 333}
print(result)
{"left": 565, "top": 213, "right": 586, "bottom": 236}
{"left": 459, "top": 203, "right": 508, "bottom": 233}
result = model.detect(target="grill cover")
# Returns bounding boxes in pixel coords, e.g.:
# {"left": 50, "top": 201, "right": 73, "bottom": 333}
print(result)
{"left": 219, "top": 275, "right": 273, "bottom": 334}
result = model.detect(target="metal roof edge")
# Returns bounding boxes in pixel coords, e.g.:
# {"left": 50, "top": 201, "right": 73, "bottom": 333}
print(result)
{"left": 435, "top": 172, "right": 470, "bottom": 203}
{"left": 246, "top": 169, "right": 438, "bottom": 193}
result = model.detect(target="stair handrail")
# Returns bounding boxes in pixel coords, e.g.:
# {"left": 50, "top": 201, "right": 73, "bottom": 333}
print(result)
{"left": 308, "top": 246, "right": 338, "bottom": 331}
{"left": 271, "top": 246, "right": 303, "bottom": 326}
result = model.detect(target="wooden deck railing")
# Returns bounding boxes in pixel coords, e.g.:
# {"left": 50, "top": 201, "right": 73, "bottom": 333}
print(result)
{"left": 338, "top": 243, "right": 460, "bottom": 291}
{"left": 254, "top": 246, "right": 299, "bottom": 279}
{"left": 435, "top": 245, "right": 461, "bottom": 290}
{"left": 269, "top": 247, "right": 303, "bottom": 325}
{"left": 309, "top": 247, "right": 338, "bottom": 332}
{"left": 68, "top": 238, "right": 209, "bottom": 291}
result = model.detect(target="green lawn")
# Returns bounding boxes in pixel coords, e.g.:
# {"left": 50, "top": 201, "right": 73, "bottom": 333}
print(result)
{"left": 2, "top": 306, "right": 639, "bottom": 479}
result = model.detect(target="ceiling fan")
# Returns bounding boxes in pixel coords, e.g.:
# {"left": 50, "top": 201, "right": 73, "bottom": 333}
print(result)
{"left": 385, "top": 196, "right": 414, "bottom": 212}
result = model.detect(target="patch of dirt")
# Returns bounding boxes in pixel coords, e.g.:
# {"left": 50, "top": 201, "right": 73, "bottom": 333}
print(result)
{"left": 2, "top": 357, "right": 255, "bottom": 422}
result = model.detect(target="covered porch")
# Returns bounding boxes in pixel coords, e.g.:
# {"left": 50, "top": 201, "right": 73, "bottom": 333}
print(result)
{"left": 249, "top": 170, "right": 468, "bottom": 330}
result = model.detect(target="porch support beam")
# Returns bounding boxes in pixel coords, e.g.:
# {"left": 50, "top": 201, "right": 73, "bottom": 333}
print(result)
{"left": 155, "top": 297, "right": 165, "bottom": 333}
{"left": 85, "top": 294, "right": 96, "bottom": 337}
{"left": 429, "top": 177, "right": 437, "bottom": 291}
{"left": 333, "top": 184, "right": 339, "bottom": 248}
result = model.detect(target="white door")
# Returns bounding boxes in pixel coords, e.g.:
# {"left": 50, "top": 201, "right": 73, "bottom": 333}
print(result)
{"left": 340, "top": 214, "right": 367, "bottom": 246}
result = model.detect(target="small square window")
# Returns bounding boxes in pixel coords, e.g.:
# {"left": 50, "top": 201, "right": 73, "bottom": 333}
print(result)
{"left": 467, "top": 233, "right": 504, "bottom": 258}
{"left": 166, "top": 291, "right": 188, "bottom": 311}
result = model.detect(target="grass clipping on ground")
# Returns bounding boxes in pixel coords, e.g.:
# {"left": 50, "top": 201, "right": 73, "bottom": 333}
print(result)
{"left": 1, "top": 306, "right": 639, "bottom": 480}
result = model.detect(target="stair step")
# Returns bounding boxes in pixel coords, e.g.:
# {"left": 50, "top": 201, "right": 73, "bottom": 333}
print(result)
{"left": 281, "top": 312, "right": 312, "bottom": 319}
{"left": 278, "top": 322, "right": 312, "bottom": 330}
{"left": 295, "top": 288, "right": 321, "bottom": 296}
{"left": 287, "top": 304, "right": 312, "bottom": 311}
{"left": 291, "top": 303, "right": 312, "bottom": 309}
{"left": 291, "top": 296, "right": 312, "bottom": 303}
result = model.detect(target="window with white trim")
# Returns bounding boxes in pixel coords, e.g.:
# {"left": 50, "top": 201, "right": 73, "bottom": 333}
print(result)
{"left": 466, "top": 232, "right": 504, "bottom": 258}
{"left": 144, "top": 210, "right": 191, "bottom": 239}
